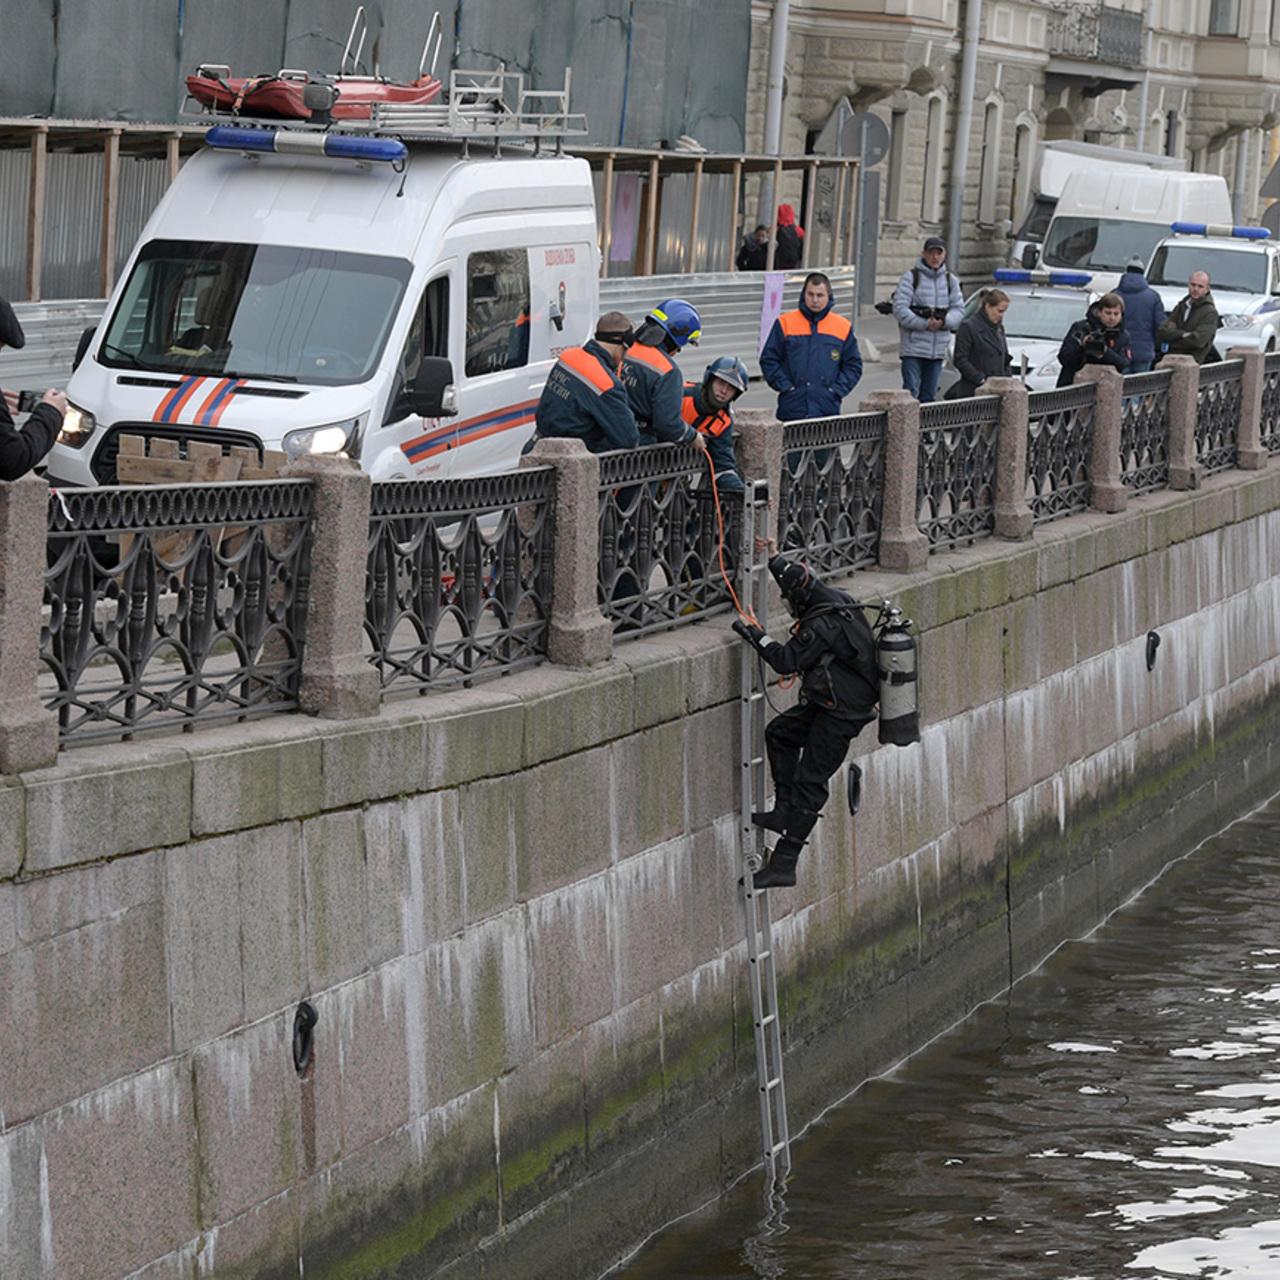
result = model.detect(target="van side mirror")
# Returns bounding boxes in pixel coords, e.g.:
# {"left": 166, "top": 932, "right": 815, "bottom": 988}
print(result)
{"left": 1021, "top": 244, "right": 1040, "bottom": 269}
{"left": 72, "top": 326, "right": 96, "bottom": 371}
{"left": 406, "top": 356, "right": 457, "bottom": 417}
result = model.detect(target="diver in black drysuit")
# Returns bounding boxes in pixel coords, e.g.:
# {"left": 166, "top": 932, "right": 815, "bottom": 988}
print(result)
{"left": 733, "top": 545, "right": 879, "bottom": 888}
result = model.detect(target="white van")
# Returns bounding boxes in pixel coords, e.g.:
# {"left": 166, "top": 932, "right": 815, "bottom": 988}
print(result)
{"left": 48, "top": 103, "right": 599, "bottom": 486}
{"left": 1036, "top": 169, "right": 1233, "bottom": 294}
{"left": 1009, "top": 140, "right": 1186, "bottom": 268}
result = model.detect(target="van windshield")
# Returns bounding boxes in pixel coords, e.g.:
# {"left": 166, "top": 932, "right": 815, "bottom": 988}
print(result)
{"left": 1042, "top": 217, "right": 1169, "bottom": 273}
{"left": 1147, "top": 244, "right": 1270, "bottom": 294}
{"left": 100, "top": 239, "right": 413, "bottom": 384}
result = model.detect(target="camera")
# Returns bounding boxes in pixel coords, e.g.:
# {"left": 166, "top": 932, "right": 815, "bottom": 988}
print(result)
{"left": 16, "top": 389, "right": 41, "bottom": 415}
{"left": 1083, "top": 334, "right": 1106, "bottom": 356}
{"left": 910, "top": 304, "right": 948, "bottom": 321}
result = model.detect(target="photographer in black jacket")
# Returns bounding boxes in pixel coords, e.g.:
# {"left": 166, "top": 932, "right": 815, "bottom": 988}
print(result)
{"left": 733, "top": 538, "right": 879, "bottom": 889}
{"left": 1056, "top": 292, "right": 1131, "bottom": 388}
{"left": 0, "top": 294, "right": 67, "bottom": 481}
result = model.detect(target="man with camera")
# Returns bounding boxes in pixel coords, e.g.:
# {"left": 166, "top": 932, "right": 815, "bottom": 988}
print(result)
{"left": 891, "top": 236, "right": 964, "bottom": 403}
{"left": 1, "top": 293, "right": 67, "bottom": 481}
{"left": 1055, "top": 292, "right": 1131, "bottom": 387}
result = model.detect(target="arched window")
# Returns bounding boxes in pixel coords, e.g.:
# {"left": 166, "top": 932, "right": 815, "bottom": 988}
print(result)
{"left": 921, "top": 96, "right": 945, "bottom": 224}
{"left": 978, "top": 101, "right": 1003, "bottom": 224}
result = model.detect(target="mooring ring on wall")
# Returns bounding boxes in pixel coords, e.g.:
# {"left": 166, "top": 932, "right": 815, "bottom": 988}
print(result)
{"left": 293, "top": 1000, "right": 318, "bottom": 1075}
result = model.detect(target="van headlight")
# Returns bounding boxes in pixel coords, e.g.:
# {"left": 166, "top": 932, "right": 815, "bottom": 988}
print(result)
{"left": 1222, "top": 313, "right": 1257, "bottom": 329}
{"left": 56, "top": 402, "right": 97, "bottom": 449}
{"left": 282, "top": 415, "right": 364, "bottom": 460}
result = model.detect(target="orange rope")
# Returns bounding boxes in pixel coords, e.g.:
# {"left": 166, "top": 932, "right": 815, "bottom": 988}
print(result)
{"left": 702, "top": 450, "right": 761, "bottom": 627}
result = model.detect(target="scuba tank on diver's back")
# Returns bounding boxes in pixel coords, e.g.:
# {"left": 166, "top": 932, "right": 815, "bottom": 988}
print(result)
{"left": 870, "top": 602, "right": 920, "bottom": 746}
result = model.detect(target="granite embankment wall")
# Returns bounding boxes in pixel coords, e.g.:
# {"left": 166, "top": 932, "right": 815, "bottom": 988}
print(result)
{"left": 3, "top": 465, "right": 1280, "bottom": 1280}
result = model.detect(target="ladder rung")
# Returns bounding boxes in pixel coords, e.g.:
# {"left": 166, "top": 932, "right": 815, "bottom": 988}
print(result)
{"left": 757, "top": 1012, "right": 776, "bottom": 1029}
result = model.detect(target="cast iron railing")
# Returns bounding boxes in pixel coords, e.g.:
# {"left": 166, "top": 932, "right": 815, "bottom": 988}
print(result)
{"left": 598, "top": 444, "right": 744, "bottom": 637}
{"left": 1195, "top": 359, "right": 1242, "bottom": 475}
{"left": 42, "top": 480, "right": 313, "bottom": 744}
{"left": 364, "top": 469, "right": 554, "bottom": 692}
{"left": 1047, "top": 2, "right": 1144, "bottom": 64}
{"left": 917, "top": 396, "right": 1001, "bottom": 549}
{"left": 1261, "top": 352, "right": 1280, "bottom": 457}
{"left": 778, "top": 410, "right": 886, "bottom": 573}
{"left": 1026, "top": 384, "right": 1095, "bottom": 524}
{"left": 1120, "top": 369, "right": 1172, "bottom": 493}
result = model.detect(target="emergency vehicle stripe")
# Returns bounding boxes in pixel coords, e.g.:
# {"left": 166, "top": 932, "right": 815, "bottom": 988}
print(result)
{"left": 154, "top": 377, "right": 206, "bottom": 423}
{"left": 195, "top": 379, "right": 243, "bottom": 427}
{"left": 400, "top": 400, "right": 538, "bottom": 464}
{"left": 559, "top": 346, "right": 617, "bottom": 394}
{"left": 778, "top": 311, "right": 852, "bottom": 340}
{"left": 626, "top": 344, "right": 673, "bottom": 374}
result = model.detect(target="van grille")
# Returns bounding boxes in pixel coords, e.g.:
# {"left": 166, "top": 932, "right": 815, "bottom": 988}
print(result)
{"left": 92, "top": 423, "right": 265, "bottom": 485}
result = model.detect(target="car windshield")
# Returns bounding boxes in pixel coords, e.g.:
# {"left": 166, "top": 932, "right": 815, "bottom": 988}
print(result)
{"left": 1042, "top": 217, "right": 1169, "bottom": 272}
{"left": 99, "top": 239, "right": 413, "bottom": 384}
{"left": 1002, "top": 293, "right": 1091, "bottom": 341}
{"left": 1146, "top": 244, "right": 1270, "bottom": 294}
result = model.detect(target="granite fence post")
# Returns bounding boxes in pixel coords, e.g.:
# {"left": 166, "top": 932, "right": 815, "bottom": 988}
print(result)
{"left": 864, "top": 389, "right": 929, "bottom": 572}
{"left": 1162, "top": 354, "right": 1202, "bottom": 491}
{"left": 524, "top": 438, "right": 612, "bottom": 666}
{"left": 0, "top": 475, "right": 59, "bottom": 774}
{"left": 734, "top": 408, "right": 785, "bottom": 542}
{"left": 1079, "top": 365, "right": 1128, "bottom": 513}
{"left": 988, "top": 377, "right": 1033, "bottom": 540}
{"left": 281, "top": 454, "right": 381, "bottom": 720}
{"left": 1229, "top": 346, "right": 1268, "bottom": 471}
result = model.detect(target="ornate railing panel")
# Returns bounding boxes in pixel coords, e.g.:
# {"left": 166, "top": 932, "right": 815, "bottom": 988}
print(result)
{"left": 1026, "top": 384, "right": 1095, "bottom": 525}
{"left": 1261, "top": 352, "right": 1280, "bottom": 456}
{"left": 778, "top": 410, "right": 886, "bottom": 574}
{"left": 1195, "top": 359, "right": 1242, "bottom": 475}
{"left": 1120, "top": 368, "right": 1171, "bottom": 494}
{"left": 917, "top": 396, "right": 1000, "bottom": 549}
{"left": 365, "top": 470, "right": 554, "bottom": 692}
{"left": 1047, "top": 2, "right": 1143, "bottom": 63}
{"left": 598, "top": 445, "right": 745, "bottom": 637}
{"left": 42, "top": 480, "right": 313, "bottom": 745}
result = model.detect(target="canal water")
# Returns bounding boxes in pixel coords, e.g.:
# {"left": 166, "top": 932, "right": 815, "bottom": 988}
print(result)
{"left": 616, "top": 794, "right": 1280, "bottom": 1279}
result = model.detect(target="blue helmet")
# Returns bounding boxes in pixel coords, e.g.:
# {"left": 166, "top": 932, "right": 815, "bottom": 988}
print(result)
{"left": 647, "top": 298, "right": 702, "bottom": 348}
{"left": 702, "top": 356, "right": 748, "bottom": 401}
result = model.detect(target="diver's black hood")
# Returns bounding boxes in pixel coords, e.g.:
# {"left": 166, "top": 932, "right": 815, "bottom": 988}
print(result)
{"left": 770, "top": 555, "right": 846, "bottom": 614}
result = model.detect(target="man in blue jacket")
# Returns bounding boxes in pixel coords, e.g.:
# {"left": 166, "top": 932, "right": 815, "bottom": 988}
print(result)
{"left": 759, "top": 273, "right": 862, "bottom": 421}
{"left": 1116, "top": 256, "right": 1166, "bottom": 373}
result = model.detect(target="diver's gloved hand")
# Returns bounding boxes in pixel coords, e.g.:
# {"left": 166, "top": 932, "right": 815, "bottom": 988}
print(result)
{"left": 732, "top": 619, "right": 765, "bottom": 646}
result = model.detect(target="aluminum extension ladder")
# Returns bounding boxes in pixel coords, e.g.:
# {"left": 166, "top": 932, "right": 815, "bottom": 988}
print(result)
{"left": 737, "top": 479, "right": 792, "bottom": 1184}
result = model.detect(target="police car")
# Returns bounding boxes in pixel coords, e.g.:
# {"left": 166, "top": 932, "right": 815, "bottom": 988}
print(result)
{"left": 949, "top": 268, "right": 1095, "bottom": 392}
{"left": 1145, "top": 223, "right": 1280, "bottom": 356}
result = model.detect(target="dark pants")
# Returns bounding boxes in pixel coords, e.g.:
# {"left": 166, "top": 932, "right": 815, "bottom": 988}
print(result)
{"left": 765, "top": 702, "right": 872, "bottom": 840}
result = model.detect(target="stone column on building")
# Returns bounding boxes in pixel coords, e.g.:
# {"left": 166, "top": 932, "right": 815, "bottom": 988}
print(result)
{"left": 282, "top": 454, "right": 381, "bottom": 720}
{"left": 988, "top": 377, "right": 1033, "bottom": 540}
{"left": 0, "top": 476, "right": 59, "bottom": 773}
{"left": 863, "top": 389, "right": 929, "bottom": 571}
{"left": 523, "top": 438, "right": 612, "bottom": 666}
{"left": 1161, "top": 354, "right": 1202, "bottom": 491}
{"left": 1078, "top": 365, "right": 1128, "bottom": 513}
{"left": 1229, "top": 346, "right": 1268, "bottom": 471}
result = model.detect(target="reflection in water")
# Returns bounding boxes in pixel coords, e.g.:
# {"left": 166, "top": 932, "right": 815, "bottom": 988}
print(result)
{"left": 615, "top": 798, "right": 1280, "bottom": 1279}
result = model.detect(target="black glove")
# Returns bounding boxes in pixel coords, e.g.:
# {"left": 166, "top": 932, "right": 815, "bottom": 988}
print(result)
{"left": 732, "top": 619, "right": 765, "bottom": 646}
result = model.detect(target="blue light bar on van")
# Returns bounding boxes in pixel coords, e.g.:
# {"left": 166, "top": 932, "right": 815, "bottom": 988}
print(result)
{"left": 994, "top": 268, "right": 1092, "bottom": 287}
{"left": 204, "top": 126, "right": 407, "bottom": 164}
{"left": 1169, "top": 221, "right": 1270, "bottom": 239}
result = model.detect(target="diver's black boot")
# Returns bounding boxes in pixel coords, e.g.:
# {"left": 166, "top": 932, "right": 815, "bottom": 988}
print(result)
{"left": 752, "top": 837, "right": 802, "bottom": 889}
{"left": 751, "top": 805, "right": 790, "bottom": 835}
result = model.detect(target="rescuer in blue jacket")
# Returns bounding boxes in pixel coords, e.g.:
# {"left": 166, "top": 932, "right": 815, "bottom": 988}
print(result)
{"left": 526, "top": 312, "right": 639, "bottom": 455}
{"left": 759, "top": 273, "right": 862, "bottom": 421}
{"left": 622, "top": 299, "right": 706, "bottom": 452}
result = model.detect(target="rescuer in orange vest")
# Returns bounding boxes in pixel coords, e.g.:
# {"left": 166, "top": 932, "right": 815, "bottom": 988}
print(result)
{"left": 759, "top": 272, "right": 862, "bottom": 422}
{"left": 681, "top": 356, "right": 748, "bottom": 491}
{"left": 621, "top": 299, "right": 707, "bottom": 452}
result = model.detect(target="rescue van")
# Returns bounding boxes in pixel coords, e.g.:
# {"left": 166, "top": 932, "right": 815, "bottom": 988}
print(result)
{"left": 48, "top": 71, "right": 598, "bottom": 486}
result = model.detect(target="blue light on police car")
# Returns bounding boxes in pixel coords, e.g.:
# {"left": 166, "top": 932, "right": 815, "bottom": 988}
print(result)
{"left": 1169, "top": 221, "right": 1270, "bottom": 239}
{"left": 994, "top": 268, "right": 1092, "bottom": 287}
{"left": 205, "top": 126, "right": 407, "bottom": 164}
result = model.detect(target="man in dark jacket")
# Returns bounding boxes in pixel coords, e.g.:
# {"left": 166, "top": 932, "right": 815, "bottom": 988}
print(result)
{"left": 759, "top": 273, "right": 862, "bottom": 422}
{"left": 1056, "top": 293, "right": 1131, "bottom": 387}
{"left": 1116, "top": 256, "right": 1166, "bottom": 372}
{"left": 733, "top": 541, "right": 879, "bottom": 889}
{"left": 527, "top": 312, "right": 638, "bottom": 454}
{"left": 774, "top": 205, "right": 804, "bottom": 269}
{"left": 736, "top": 225, "right": 770, "bottom": 272}
{"left": 1158, "top": 271, "right": 1219, "bottom": 364}
{"left": 0, "top": 294, "right": 67, "bottom": 481}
